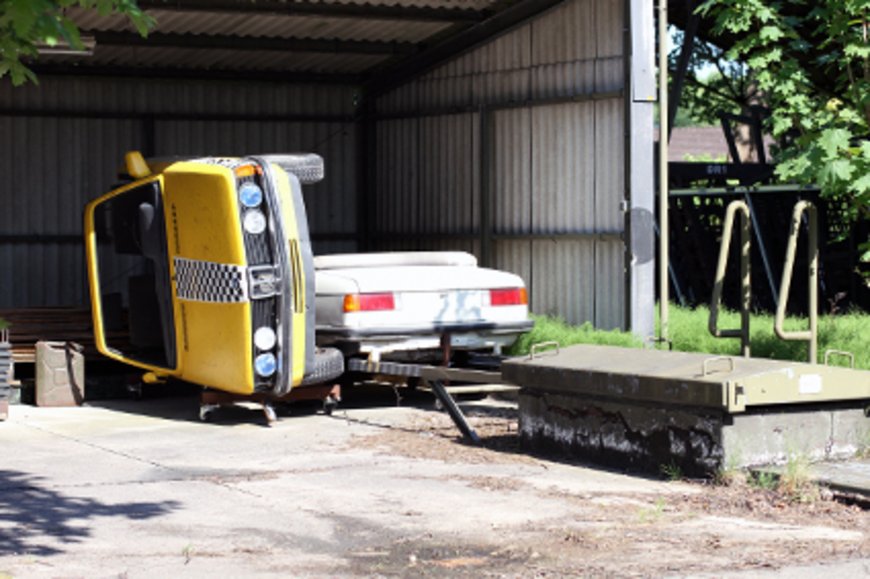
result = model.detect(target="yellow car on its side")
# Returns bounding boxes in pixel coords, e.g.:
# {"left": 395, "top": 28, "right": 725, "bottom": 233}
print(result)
{"left": 84, "top": 152, "right": 343, "bottom": 398}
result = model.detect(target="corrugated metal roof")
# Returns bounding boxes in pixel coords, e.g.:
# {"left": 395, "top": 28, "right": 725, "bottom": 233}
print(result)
{"left": 67, "top": 9, "right": 451, "bottom": 43}
{"left": 47, "top": 45, "right": 389, "bottom": 73}
{"left": 44, "top": 0, "right": 508, "bottom": 77}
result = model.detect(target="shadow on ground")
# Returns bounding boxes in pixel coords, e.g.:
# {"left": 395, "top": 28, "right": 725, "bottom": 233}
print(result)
{"left": 0, "top": 469, "right": 180, "bottom": 556}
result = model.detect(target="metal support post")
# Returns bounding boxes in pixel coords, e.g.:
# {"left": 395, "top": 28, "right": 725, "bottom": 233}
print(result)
{"left": 658, "top": 0, "right": 670, "bottom": 342}
{"left": 428, "top": 379, "right": 482, "bottom": 445}
{"left": 479, "top": 106, "right": 493, "bottom": 267}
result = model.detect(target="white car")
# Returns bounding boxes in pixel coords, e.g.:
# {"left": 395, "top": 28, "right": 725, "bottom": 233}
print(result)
{"left": 314, "top": 252, "right": 533, "bottom": 363}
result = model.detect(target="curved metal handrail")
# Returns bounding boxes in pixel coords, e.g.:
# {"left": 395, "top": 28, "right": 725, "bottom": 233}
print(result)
{"left": 708, "top": 200, "right": 751, "bottom": 357}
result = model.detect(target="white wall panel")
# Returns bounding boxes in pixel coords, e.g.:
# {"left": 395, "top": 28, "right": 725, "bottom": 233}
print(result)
{"left": 531, "top": 102, "right": 596, "bottom": 233}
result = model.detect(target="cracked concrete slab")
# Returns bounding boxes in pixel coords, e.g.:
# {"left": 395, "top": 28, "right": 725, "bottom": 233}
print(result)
{"left": 0, "top": 395, "right": 868, "bottom": 577}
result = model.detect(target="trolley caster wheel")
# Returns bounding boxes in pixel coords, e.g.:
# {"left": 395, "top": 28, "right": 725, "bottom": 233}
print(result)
{"left": 199, "top": 404, "right": 219, "bottom": 422}
{"left": 322, "top": 394, "right": 340, "bottom": 416}
{"left": 263, "top": 403, "right": 278, "bottom": 424}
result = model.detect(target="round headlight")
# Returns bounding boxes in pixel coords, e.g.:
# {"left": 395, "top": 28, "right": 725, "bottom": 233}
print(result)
{"left": 243, "top": 210, "right": 267, "bottom": 234}
{"left": 254, "top": 326, "right": 277, "bottom": 351}
{"left": 239, "top": 182, "right": 263, "bottom": 208}
{"left": 254, "top": 353, "right": 277, "bottom": 377}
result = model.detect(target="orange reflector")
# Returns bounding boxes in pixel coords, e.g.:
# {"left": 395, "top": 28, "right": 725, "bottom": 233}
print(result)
{"left": 343, "top": 293, "right": 395, "bottom": 312}
{"left": 234, "top": 164, "right": 261, "bottom": 178}
{"left": 490, "top": 288, "right": 527, "bottom": 306}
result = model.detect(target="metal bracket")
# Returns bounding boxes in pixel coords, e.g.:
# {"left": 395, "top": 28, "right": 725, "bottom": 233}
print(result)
{"left": 824, "top": 349, "right": 855, "bottom": 369}
{"left": 529, "top": 341, "right": 560, "bottom": 359}
{"left": 702, "top": 356, "right": 735, "bottom": 377}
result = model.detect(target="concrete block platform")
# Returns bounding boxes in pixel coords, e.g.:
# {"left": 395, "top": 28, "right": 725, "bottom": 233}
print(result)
{"left": 502, "top": 345, "right": 870, "bottom": 477}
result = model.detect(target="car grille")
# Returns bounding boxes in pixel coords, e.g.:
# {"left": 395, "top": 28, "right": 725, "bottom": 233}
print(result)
{"left": 237, "top": 172, "right": 278, "bottom": 392}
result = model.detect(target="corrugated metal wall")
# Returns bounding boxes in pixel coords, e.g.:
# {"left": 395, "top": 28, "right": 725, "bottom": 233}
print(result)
{"left": 0, "top": 77, "right": 358, "bottom": 308}
{"left": 372, "top": 0, "right": 627, "bottom": 328}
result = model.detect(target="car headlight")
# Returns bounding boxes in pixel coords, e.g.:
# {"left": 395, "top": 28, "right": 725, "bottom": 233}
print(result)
{"left": 243, "top": 209, "right": 267, "bottom": 234}
{"left": 254, "top": 352, "right": 277, "bottom": 377}
{"left": 254, "top": 326, "right": 277, "bottom": 351}
{"left": 239, "top": 182, "right": 263, "bottom": 208}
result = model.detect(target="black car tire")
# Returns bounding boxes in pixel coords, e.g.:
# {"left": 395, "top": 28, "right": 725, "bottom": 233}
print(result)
{"left": 301, "top": 347, "right": 344, "bottom": 386}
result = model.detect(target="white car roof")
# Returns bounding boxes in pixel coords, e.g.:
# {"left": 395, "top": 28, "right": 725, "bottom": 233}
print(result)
{"left": 314, "top": 251, "right": 477, "bottom": 270}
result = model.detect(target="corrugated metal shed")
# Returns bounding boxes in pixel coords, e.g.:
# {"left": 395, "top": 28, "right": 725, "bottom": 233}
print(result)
{"left": 369, "top": 0, "right": 640, "bottom": 329}
{"left": 0, "top": 0, "right": 655, "bottom": 338}
{"left": 0, "top": 80, "right": 356, "bottom": 307}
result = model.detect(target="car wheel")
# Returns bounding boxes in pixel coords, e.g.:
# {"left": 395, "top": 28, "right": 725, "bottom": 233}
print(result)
{"left": 301, "top": 347, "right": 344, "bottom": 386}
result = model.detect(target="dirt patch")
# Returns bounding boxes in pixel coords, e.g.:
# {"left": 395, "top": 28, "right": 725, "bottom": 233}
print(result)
{"left": 350, "top": 405, "right": 541, "bottom": 466}
{"left": 347, "top": 401, "right": 870, "bottom": 576}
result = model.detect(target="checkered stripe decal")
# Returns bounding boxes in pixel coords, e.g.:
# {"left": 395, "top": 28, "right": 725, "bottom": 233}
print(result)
{"left": 174, "top": 257, "right": 248, "bottom": 303}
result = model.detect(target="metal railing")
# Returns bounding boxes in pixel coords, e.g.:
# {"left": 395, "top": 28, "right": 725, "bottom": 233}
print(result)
{"left": 709, "top": 200, "right": 752, "bottom": 357}
{"left": 774, "top": 201, "right": 818, "bottom": 364}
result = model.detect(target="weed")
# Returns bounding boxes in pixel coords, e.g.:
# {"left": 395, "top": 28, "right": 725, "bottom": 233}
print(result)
{"left": 660, "top": 462, "right": 683, "bottom": 481}
{"left": 182, "top": 544, "right": 195, "bottom": 565}
{"left": 856, "top": 427, "right": 870, "bottom": 459}
{"left": 638, "top": 497, "right": 667, "bottom": 524}
{"left": 750, "top": 470, "right": 778, "bottom": 490}
{"left": 779, "top": 452, "right": 819, "bottom": 503}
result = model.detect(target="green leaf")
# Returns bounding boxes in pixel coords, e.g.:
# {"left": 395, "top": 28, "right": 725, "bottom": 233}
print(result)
{"left": 759, "top": 25, "right": 785, "bottom": 42}
{"left": 850, "top": 173, "right": 870, "bottom": 195}
{"left": 819, "top": 128, "right": 852, "bottom": 157}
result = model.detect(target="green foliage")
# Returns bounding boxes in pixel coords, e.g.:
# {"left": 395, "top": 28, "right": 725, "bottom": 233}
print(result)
{"left": 668, "top": 30, "right": 758, "bottom": 127}
{"left": 508, "top": 315, "right": 643, "bottom": 356}
{"left": 697, "top": 0, "right": 870, "bottom": 262}
{"left": 0, "top": 317, "right": 7, "bottom": 331}
{"left": 659, "top": 462, "right": 684, "bottom": 481}
{"left": 637, "top": 497, "right": 667, "bottom": 524}
{"left": 0, "top": 0, "right": 154, "bottom": 86}
{"left": 750, "top": 470, "right": 778, "bottom": 491}
{"left": 510, "top": 306, "right": 870, "bottom": 370}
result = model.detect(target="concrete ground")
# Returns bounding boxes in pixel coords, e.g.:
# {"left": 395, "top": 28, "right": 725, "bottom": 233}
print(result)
{"left": 0, "top": 392, "right": 868, "bottom": 578}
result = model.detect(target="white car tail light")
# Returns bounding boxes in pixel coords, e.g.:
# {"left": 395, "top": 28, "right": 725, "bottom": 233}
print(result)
{"left": 489, "top": 288, "right": 528, "bottom": 307}
{"left": 343, "top": 293, "right": 396, "bottom": 312}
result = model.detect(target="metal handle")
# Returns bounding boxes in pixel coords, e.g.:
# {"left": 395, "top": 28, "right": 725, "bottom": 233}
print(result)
{"left": 824, "top": 349, "right": 855, "bottom": 369}
{"left": 708, "top": 200, "right": 752, "bottom": 357}
{"left": 702, "top": 356, "right": 735, "bottom": 376}
{"left": 774, "top": 201, "right": 818, "bottom": 363}
{"left": 529, "top": 341, "right": 560, "bottom": 359}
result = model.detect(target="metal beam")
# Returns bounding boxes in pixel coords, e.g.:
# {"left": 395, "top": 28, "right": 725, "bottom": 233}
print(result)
{"left": 667, "top": 0, "right": 698, "bottom": 142}
{"left": 626, "top": 0, "right": 656, "bottom": 339}
{"left": 0, "top": 107, "right": 354, "bottom": 123}
{"left": 28, "top": 64, "right": 363, "bottom": 85}
{"left": 92, "top": 30, "right": 416, "bottom": 56}
{"left": 365, "top": 0, "right": 568, "bottom": 97}
{"left": 137, "top": 0, "right": 488, "bottom": 23}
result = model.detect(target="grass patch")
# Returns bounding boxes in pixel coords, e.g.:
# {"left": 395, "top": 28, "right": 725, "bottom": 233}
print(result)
{"left": 510, "top": 305, "right": 869, "bottom": 370}
{"left": 509, "top": 317, "right": 642, "bottom": 356}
